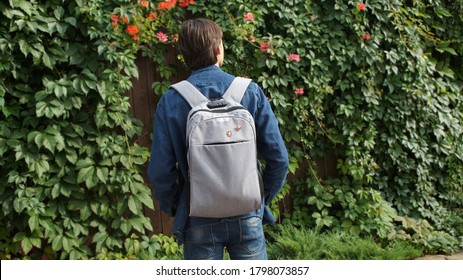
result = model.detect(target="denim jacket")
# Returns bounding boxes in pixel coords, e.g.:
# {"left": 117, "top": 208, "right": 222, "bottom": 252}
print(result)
{"left": 147, "top": 65, "right": 289, "bottom": 245}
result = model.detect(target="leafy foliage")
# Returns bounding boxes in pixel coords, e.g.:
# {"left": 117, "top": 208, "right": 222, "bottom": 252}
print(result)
{"left": 1, "top": 0, "right": 462, "bottom": 259}
{"left": 0, "top": 0, "right": 181, "bottom": 259}
{"left": 188, "top": 0, "right": 463, "bottom": 253}
{"left": 266, "top": 224, "right": 424, "bottom": 260}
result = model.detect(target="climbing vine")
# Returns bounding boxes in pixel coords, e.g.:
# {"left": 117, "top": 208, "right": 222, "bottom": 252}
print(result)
{"left": 1, "top": 0, "right": 462, "bottom": 259}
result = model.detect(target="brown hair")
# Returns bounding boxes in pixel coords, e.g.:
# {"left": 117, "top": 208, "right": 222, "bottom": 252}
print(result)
{"left": 178, "top": 18, "right": 223, "bottom": 71}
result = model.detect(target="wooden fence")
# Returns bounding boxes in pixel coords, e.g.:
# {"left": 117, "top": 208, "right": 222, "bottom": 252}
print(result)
{"left": 127, "top": 52, "right": 187, "bottom": 236}
{"left": 127, "top": 53, "right": 337, "bottom": 236}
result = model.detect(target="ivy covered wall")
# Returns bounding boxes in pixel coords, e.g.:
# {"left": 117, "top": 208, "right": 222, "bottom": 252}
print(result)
{"left": 1, "top": 0, "right": 462, "bottom": 259}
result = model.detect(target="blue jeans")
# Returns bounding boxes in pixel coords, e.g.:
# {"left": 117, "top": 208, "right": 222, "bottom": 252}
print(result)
{"left": 183, "top": 216, "right": 267, "bottom": 260}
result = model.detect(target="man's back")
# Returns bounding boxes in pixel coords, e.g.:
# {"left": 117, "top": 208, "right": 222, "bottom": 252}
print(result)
{"left": 147, "top": 18, "right": 288, "bottom": 260}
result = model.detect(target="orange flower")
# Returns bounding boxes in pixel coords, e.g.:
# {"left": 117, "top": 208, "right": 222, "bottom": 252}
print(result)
{"left": 126, "top": 25, "right": 139, "bottom": 36}
{"left": 357, "top": 2, "right": 366, "bottom": 11}
{"left": 140, "top": 0, "right": 149, "bottom": 8}
{"left": 148, "top": 12, "right": 157, "bottom": 21}
{"left": 178, "top": 0, "right": 194, "bottom": 7}
{"left": 158, "top": 0, "right": 176, "bottom": 9}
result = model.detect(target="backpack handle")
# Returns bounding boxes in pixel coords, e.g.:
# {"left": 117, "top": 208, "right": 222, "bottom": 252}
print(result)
{"left": 171, "top": 81, "right": 209, "bottom": 108}
{"left": 171, "top": 77, "right": 252, "bottom": 108}
{"left": 223, "top": 77, "right": 252, "bottom": 103}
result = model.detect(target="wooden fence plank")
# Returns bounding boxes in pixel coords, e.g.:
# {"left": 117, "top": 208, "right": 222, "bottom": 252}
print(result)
{"left": 128, "top": 54, "right": 168, "bottom": 235}
{"left": 128, "top": 50, "right": 188, "bottom": 236}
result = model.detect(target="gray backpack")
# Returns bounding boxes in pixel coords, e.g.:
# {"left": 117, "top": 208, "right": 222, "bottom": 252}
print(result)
{"left": 171, "top": 77, "right": 262, "bottom": 218}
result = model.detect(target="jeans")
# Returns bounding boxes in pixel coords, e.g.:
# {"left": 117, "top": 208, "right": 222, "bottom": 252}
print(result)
{"left": 183, "top": 216, "right": 267, "bottom": 260}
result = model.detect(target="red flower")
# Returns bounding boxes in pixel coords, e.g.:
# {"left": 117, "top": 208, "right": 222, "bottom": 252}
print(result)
{"left": 122, "top": 16, "right": 129, "bottom": 23}
{"left": 243, "top": 12, "right": 254, "bottom": 22}
{"left": 260, "top": 42, "right": 270, "bottom": 53}
{"left": 289, "top": 54, "right": 300, "bottom": 62}
{"left": 140, "top": 0, "right": 149, "bottom": 8}
{"left": 362, "top": 33, "right": 371, "bottom": 41}
{"left": 111, "top": 15, "right": 120, "bottom": 22}
{"left": 158, "top": 0, "right": 176, "bottom": 9}
{"left": 178, "top": 0, "right": 194, "bottom": 7}
{"left": 294, "top": 88, "right": 304, "bottom": 95}
{"left": 357, "top": 2, "right": 366, "bottom": 11}
{"left": 148, "top": 12, "right": 157, "bottom": 21}
{"left": 156, "top": 31, "right": 168, "bottom": 42}
{"left": 126, "top": 25, "right": 139, "bottom": 36}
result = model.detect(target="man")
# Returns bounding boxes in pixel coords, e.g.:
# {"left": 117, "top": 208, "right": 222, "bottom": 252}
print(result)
{"left": 147, "top": 18, "right": 288, "bottom": 260}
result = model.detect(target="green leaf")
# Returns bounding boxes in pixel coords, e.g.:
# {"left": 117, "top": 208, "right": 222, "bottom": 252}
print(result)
{"left": 120, "top": 220, "right": 132, "bottom": 235}
{"left": 42, "top": 52, "right": 53, "bottom": 69}
{"left": 137, "top": 191, "right": 154, "bottom": 209}
{"left": 28, "top": 215, "right": 40, "bottom": 232}
{"left": 10, "top": 0, "right": 33, "bottom": 16}
{"left": 54, "top": 85, "right": 67, "bottom": 98}
{"left": 51, "top": 184, "right": 60, "bottom": 199}
{"left": 54, "top": 7, "right": 65, "bottom": 20}
{"left": 64, "top": 17, "right": 77, "bottom": 27}
{"left": 78, "top": 205, "right": 90, "bottom": 223}
{"left": 65, "top": 150, "right": 78, "bottom": 164}
{"left": 30, "top": 237, "right": 42, "bottom": 249}
{"left": 62, "top": 236, "right": 72, "bottom": 252}
{"left": 21, "top": 238, "right": 33, "bottom": 255}
{"left": 93, "top": 231, "right": 108, "bottom": 243}
{"left": 96, "top": 167, "right": 108, "bottom": 184}
{"left": 32, "top": 159, "right": 50, "bottom": 178}
{"left": 42, "top": 134, "right": 57, "bottom": 153}
{"left": 307, "top": 196, "right": 317, "bottom": 205}
{"left": 128, "top": 196, "right": 139, "bottom": 215}
{"left": 129, "top": 218, "right": 145, "bottom": 233}
{"left": 77, "top": 166, "right": 94, "bottom": 185}
{"left": 76, "top": 158, "right": 94, "bottom": 168}
{"left": 52, "top": 235, "right": 63, "bottom": 251}
{"left": 436, "top": 46, "right": 457, "bottom": 56}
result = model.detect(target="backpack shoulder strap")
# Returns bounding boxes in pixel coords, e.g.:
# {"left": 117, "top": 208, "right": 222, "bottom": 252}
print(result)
{"left": 170, "top": 80, "right": 209, "bottom": 108}
{"left": 222, "top": 77, "right": 252, "bottom": 103}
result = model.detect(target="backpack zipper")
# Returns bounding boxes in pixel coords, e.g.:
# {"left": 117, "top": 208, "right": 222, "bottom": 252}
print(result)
{"left": 188, "top": 106, "right": 246, "bottom": 119}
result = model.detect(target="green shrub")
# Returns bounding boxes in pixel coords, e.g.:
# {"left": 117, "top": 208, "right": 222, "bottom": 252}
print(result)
{"left": 0, "top": 0, "right": 187, "bottom": 259}
{"left": 93, "top": 233, "right": 183, "bottom": 260}
{"left": 1, "top": 0, "right": 462, "bottom": 259}
{"left": 266, "top": 224, "right": 423, "bottom": 260}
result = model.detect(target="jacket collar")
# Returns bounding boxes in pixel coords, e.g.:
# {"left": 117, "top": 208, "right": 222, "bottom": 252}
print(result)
{"left": 190, "top": 65, "right": 221, "bottom": 76}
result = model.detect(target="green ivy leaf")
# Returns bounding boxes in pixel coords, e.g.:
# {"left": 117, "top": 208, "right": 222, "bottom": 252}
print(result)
{"left": 28, "top": 215, "right": 40, "bottom": 232}
{"left": 76, "top": 158, "right": 94, "bottom": 168}
{"left": 9, "top": 0, "right": 33, "bottom": 16}
{"left": 77, "top": 166, "right": 95, "bottom": 187}
{"left": 93, "top": 231, "right": 108, "bottom": 243}
{"left": 128, "top": 196, "right": 139, "bottom": 215}
{"left": 137, "top": 191, "right": 154, "bottom": 210}
{"left": 42, "top": 52, "right": 53, "bottom": 69}
{"left": 96, "top": 167, "right": 108, "bottom": 184}
{"left": 21, "top": 238, "right": 33, "bottom": 255}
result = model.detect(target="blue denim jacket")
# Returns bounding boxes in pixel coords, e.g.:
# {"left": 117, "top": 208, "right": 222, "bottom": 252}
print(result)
{"left": 147, "top": 65, "right": 289, "bottom": 245}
